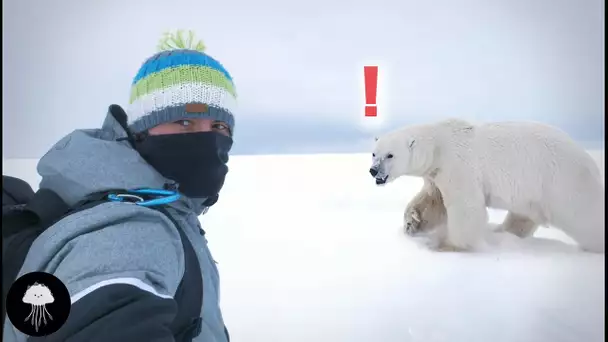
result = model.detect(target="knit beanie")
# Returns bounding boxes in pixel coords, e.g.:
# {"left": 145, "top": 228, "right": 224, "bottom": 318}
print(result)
{"left": 127, "top": 30, "right": 237, "bottom": 134}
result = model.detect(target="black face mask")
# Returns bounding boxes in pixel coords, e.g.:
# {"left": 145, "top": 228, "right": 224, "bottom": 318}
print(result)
{"left": 134, "top": 131, "right": 233, "bottom": 200}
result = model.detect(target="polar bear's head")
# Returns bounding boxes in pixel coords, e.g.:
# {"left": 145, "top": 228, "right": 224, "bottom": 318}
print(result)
{"left": 370, "top": 126, "right": 436, "bottom": 185}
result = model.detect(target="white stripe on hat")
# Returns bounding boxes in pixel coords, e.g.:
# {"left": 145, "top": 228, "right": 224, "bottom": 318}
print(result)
{"left": 127, "top": 82, "right": 237, "bottom": 124}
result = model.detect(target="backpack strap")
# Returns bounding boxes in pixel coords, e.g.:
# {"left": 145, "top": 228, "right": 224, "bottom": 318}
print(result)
{"left": 154, "top": 206, "right": 204, "bottom": 341}
{"left": 2, "top": 188, "right": 71, "bottom": 240}
{"left": 25, "top": 189, "right": 71, "bottom": 225}
{"left": 2, "top": 175, "right": 35, "bottom": 207}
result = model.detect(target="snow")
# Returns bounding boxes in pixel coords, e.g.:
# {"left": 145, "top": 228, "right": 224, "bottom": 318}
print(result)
{"left": 3, "top": 150, "right": 605, "bottom": 342}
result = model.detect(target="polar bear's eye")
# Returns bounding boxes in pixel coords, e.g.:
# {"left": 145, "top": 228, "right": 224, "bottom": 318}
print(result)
{"left": 372, "top": 153, "right": 376, "bottom": 157}
{"left": 387, "top": 154, "right": 394, "bottom": 159}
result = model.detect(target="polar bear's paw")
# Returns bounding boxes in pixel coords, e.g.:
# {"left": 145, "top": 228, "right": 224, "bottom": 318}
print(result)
{"left": 434, "top": 241, "right": 472, "bottom": 252}
{"left": 403, "top": 208, "right": 422, "bottom": 236}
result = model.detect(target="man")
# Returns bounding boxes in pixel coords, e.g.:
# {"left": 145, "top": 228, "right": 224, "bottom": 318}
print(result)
{"left": 3, "top": 31, "right": 235, "bottom": 341}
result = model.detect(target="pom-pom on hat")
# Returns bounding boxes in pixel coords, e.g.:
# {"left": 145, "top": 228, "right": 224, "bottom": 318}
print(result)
{"left": 127, "top": 30, "right": 237, "bottom": 134}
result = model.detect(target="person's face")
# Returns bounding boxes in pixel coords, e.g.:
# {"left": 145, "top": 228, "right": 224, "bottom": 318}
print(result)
{"left": 148, "top": 118, "right": 231, "bottom": 137}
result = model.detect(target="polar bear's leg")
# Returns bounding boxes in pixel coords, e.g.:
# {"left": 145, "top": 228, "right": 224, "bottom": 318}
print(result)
{"left": 403, "top": 189, "right": 427, "bottom": 235}
{"left": 499, "top": 212, "right": 538, "bottom": 238}
{"left": 443, "top": 202, "right": 488, "bottom": 251}
{"left": 441, "top": 183, "right": 487, "bottom": 251}
{"left": 404, "top": 206, "right": 422, "bottom": 235}
{"left": 576, "top": 213, "right": 605, "bottom": 253}
{"left": 555, "top": 197, "right": 605, "bottom": 253}
{"left": 434, "top": 168, "right": 488, "bottom": 251}
{"left": 403, "top": 180, "right": 446, "bottom": 235}
{"left": 545, "top": 173, "right": 605, "bottom": 253}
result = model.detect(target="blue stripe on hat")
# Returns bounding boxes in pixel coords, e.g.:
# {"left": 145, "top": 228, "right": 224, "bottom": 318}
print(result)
{"left": 132, "top": 50, "right": 234, "bottom": 85}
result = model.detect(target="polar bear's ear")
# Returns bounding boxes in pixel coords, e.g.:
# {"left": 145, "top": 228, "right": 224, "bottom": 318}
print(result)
{"left": 374, "top": 136, "right": 379, "bottom": 142}
{"left": 408, "top": 138, "right": 416, "bottom": 149}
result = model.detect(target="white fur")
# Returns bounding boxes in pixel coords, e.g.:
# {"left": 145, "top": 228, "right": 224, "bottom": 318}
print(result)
{"left": 371, "top": 118, "right": 605, "bottom": 253}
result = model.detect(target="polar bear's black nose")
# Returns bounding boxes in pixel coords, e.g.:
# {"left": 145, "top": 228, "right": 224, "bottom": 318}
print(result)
{"left": 369, "top": 168, "right": 378, "bottom": 177}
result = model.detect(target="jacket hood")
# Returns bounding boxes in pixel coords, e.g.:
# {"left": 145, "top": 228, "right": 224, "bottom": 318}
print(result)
{"left": 37, "top": 106, "right": 210, "bottom": 215}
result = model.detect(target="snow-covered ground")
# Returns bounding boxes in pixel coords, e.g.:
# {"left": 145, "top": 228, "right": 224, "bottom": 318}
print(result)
{"left": 3, "top": 150, "right": 605, "bottom": 342}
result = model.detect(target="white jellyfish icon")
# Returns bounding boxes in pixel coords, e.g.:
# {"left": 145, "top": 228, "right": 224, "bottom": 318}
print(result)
{"left": 22, "top": 282, "right": 54, "bottom": 332}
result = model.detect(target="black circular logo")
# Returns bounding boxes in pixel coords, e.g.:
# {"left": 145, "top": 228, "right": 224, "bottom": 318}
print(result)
{"left": 6, "top": 272, "right": 71, "bottom": 337}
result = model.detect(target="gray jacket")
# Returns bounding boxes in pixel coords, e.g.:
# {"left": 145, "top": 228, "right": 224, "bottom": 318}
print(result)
{"left": 3, "top": 111, "right": 229, "bottom": 342}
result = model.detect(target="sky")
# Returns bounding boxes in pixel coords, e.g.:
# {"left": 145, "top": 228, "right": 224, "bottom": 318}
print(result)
{"left": 2, "top": 0, "right": 605, "bottom": 158}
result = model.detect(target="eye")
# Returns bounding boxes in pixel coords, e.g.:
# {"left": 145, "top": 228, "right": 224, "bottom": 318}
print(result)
{"left": 174, "top": 119, "right": 193, "bottom": 127}
{"left": 212, "top": 122, "right": 231, "bottom": 136}
{"left": 387, "top": 154, "right": 394, "bottom": 159}
{"left": 372, "top": 153, "right": 376, "bottom": 157}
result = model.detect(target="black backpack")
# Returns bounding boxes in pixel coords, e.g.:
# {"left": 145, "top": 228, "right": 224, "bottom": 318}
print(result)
{"left": 1, "top": 175, "right": 204, "bottom": 341}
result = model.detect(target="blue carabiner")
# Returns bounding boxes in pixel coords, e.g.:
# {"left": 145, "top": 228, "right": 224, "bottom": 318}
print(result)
{"left": 132, "top": 189, "right": 181, "bottom": 207}
{"left": 107, "top": 188, "right": 181, "bottom": 207}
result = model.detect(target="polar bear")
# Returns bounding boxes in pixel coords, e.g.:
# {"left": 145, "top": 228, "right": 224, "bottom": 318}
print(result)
{"left": 369, "top": 118, "right": 605, "bottom": 253}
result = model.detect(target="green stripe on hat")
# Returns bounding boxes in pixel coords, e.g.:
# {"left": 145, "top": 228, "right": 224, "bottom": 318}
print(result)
{"left": 130, "top": 65, "right": 237, "bottom": 104}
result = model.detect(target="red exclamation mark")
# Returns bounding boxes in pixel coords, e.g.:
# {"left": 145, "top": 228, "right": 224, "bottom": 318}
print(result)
{"left": 364, "top": 66, "right": 378, "bottom": 117}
